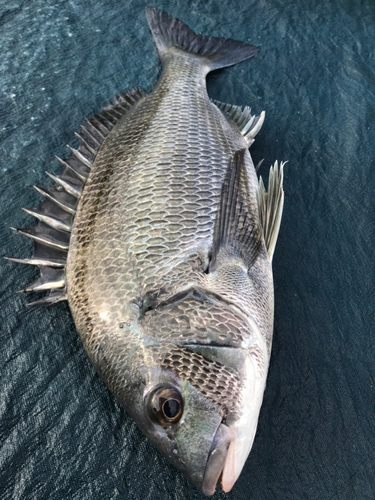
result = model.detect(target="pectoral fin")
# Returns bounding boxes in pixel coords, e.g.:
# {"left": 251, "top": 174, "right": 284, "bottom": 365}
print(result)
{"left": 210, "top": 149, "right": 263, "bottom": 272}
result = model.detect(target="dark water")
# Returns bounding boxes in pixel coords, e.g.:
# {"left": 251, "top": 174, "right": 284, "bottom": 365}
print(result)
{"left": 1, "top": 1, "right": 374, "bottom": 499}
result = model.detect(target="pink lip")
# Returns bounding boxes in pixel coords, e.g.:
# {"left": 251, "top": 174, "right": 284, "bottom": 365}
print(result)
{"left": 219, "top": 437, "right": 237, "bottom": 492}
{"left": 201, "top": 423, "right": 234, "bottom": 496}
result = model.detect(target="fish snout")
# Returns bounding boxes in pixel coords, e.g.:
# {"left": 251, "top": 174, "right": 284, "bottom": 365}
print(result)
{"left": 202, "top": 422, "right": 234, "bottom": 495}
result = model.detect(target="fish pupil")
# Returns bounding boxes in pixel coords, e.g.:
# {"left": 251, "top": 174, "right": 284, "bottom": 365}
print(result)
{"left": 163, "top": 399, "right": 180, "bottom": 419}
{"left": 146, "top": 387, "right": 183, "bottom": 424}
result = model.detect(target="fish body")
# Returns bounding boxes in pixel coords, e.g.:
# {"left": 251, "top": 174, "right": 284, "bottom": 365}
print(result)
{"left": 9, "top": 8, "right": 284, "bottom": 496}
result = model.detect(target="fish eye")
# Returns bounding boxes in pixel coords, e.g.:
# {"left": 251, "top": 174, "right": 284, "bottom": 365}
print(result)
{"left": 146, "top": 386, "right": 183, "bottom": 425}
{"left": 162, "top": 398, "right": 180, "bottom": 419}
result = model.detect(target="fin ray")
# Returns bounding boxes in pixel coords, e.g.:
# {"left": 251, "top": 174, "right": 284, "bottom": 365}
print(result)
{"left": 33, "top": 186, "right": 77, "bottom": 214}
{"left": 12, "top": 226, "right": 70, "bottom": 251}
{"left": 213, "top": 100, "right": 265, "bottom": 146}
{"left": 210, "top": 149, "right": 263, "bottom": 272}
{"left": 27, "top": 289, "right": 67, "bottom": 306}
{"left": 10, "top": 85, "right": 147, "bottom": 304}
{"left": 257, "top": 162, "right": 285, "bottom": 260}
{"left": 20, "top": 267, "right": 66, "bottom": 293}
{"left": 22, "top": 208, "right": 72, "bottom": 233}
{"left": 5, "top": 256, "right": 65, "bottom": 268}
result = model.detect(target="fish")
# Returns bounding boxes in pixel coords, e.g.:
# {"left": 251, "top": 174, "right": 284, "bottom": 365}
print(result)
{"left": 7, "top": 7, "right": 284, "bottom": 496}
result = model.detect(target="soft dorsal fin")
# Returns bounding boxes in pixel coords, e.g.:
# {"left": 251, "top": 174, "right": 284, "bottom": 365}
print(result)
{"left": 257, "top": 161, "right": 285, "bottom": 261}
{"left": 6, "top": 87, "right": 146, "bottom": 304}
{"left": 213, "top": 100, "right": 265, "bottom": 146}
{"left": 210, "top": 149, "right": 263, "bottom": 272}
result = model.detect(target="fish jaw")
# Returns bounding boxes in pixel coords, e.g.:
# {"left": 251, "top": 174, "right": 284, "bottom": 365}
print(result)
{"left": 201, "top": 423, "right": 233, "bottom": 495}
{"left": 180, "top": 353, "right": 267, "bottom": 496}
{"left": 177, "top": 347, "right": 268, "bottom": 496}
{"left": 219, "top": 351, "right": 268, "bottom": 492}
{"left": 176, "top": 343, "right": 269, "bottom": 495}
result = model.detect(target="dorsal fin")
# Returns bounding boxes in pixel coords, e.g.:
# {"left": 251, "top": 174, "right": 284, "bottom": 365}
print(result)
{"left": 7, "top": 87, "right": 146, "bottom": 304}
{"left": 213, "top": 99, "right": 265, "bottom": 146}
{"left": 210, "top": 149, "right": 263, "bottom": 272}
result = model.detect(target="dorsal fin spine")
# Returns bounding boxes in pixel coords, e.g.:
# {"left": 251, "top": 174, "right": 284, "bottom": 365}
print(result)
{"left": 66, "top": 146, "right": 93, "bottom": 169}
{"left": 55, "top": 157, "right": 87, "bottom": 183}
{"left": 33, "top": 186, "right": 76, "bottom": 215}
{"left": 74, "top": 132, "right": 97, "bottom": 155}
{"left": 7, "top": 87, "right": 146, "bottom": 304}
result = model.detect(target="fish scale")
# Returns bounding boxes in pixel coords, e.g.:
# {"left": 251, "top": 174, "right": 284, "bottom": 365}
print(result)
{"left": 9, "top": 8, "right": 284, "bottom": 496}
{"left": 141, "top": 294, "right": 253, "bottom": 347}
{"left": 67, "top": 58, "right": 248, "bottom": 332}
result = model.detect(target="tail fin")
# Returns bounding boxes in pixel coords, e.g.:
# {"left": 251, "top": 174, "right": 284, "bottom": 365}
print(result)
{"left": 146, "top": 8, "right": 259, "bottom": 70}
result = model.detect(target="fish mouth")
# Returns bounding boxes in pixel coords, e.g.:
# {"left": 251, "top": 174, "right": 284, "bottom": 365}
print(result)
{"left": 201, "top": 422, "right": 236, "bottom": 496}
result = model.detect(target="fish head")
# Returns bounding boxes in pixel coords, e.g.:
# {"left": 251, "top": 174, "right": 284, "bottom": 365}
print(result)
{"left": 123, "top": 339, "right": 268, "bottom": 496}
{"left": 142, "top": 375, "right": 229, "bottom": 495}
{"left": 91, "top": 295, "right": 269, "bottom": 494}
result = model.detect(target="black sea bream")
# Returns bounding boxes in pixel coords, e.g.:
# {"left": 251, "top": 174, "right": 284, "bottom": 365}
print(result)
{"left": 8, "top": 8, "right": 284, "bottom": 495}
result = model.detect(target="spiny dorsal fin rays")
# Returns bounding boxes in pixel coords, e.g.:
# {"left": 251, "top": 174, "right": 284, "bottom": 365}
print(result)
{"left": 11, "top": 226, "right": 70, "bottom": 251}
{"left": 212, "top": 99, "right": 265, "bottom": 146}
{"left": 6, "top": 86, "right": 147, "bottom": 304}
{"left": 82, "top": 121, "right": 104, "bottom": 145}
{"left": 66, "top": 146, "right": 93, "bottom": 169}
{"left": 45, "top": 172, "right": 82, "bottom": 198}
{"left": 56, "top": 156, "right": 88, "bottom": 183}
{"left": 257, "top": 161, "right": 285, "bottom": 261}
{"left": 74, "top": 132, "right": 96, "bottom": 155}
{"left": 17, "top": 267, "right": 66, "bottom": 293}
{"left": 22, "top": 208, "right": 72, "bottom": 233}
{"left": 4, "top": 256, "right": 65, "bottom": 268}
{"left": 33, "top": 186, "right": 76, "bottom": 215}
{"left": 27, "top": 289, "right": 68, "bottom": 306}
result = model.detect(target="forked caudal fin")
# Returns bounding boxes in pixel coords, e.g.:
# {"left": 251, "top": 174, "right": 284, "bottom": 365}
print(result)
{"left": 146, "top": 8, "right": 259, "bottom": 70}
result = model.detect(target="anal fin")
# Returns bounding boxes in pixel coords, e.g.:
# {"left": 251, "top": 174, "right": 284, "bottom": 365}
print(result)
{"left": 213, "top": 100, "right": 265, "bottom": 146}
